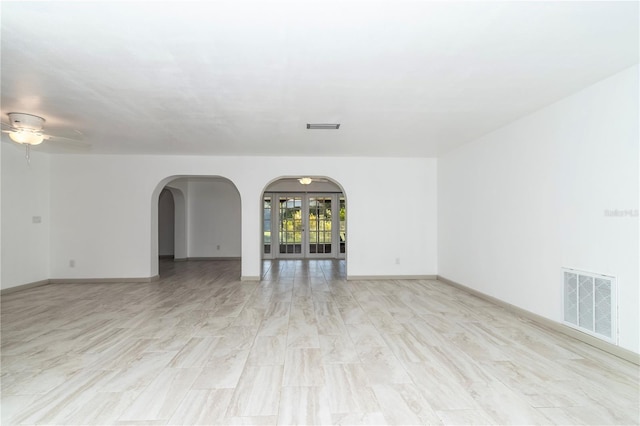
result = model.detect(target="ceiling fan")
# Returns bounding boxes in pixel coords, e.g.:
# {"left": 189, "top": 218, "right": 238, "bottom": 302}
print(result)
{"left": 1, "top": 112, "right": 87, "bottom": 162}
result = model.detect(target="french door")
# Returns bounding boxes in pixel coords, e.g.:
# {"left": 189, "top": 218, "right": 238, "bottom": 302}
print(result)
{"left": 263, "top": 193, "right": 345, "bottom": 259}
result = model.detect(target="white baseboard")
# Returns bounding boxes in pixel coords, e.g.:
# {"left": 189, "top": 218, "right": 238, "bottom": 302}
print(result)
{"left": 241, "top": 276, "right": 260, "bottom": 281}
{"left": 1, "top": 279, "right": 50, "bottom": 295}
{"left": 347, "top": 274, "right": 437, "bottom": 281}
{"left": 186, "top": 257, "right": 241, "bottom": 261}
{"left": 49, "top": 275, "right": 159, "bottom": 284}
{"left": 437, "top": 275, "right": 640, "bottom": 365}
{"left": 2, "top": 276, "right": 157, "bottom": 294}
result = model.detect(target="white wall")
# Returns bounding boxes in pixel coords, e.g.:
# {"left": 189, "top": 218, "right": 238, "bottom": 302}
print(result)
{"left": 44, "top": 156, "right": 437, "bottom": 282}
{"left": 158, "top": 188, "right": 175, "bottom": 256}
{"left": 1, "top": 145, "right": 50, "bottom": 289}
{"left": 185, "top": 178, "right": 241, "bottom": 258}
{"left": 438, "top": 65, "right": 639, "bottom": 353}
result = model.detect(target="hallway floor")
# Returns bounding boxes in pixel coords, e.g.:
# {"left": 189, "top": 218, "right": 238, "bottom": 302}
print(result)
{"left": 1, "top": 259, "right": 638, "bottom": 425}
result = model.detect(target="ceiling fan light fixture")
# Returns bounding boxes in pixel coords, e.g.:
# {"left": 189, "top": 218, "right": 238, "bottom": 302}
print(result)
{"left": 306, "top": 123, "right": 340, "bottom": 130}
{"left": 9, "top": 130, "right": 44, "bottom": 145}
{"left": 298, "top": 177, "right": 313, "bottom": 185}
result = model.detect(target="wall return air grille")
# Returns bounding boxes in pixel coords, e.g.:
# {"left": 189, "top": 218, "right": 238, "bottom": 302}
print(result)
{"left": 562, "top": 268, "right": 617, "bottom": 344}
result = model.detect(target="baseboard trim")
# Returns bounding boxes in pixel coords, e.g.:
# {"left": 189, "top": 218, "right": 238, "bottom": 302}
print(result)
{"left": 437, "top": 275, "right": 640, "bottom": 365}
{"left": 347, "top": 274, "right": 437, "bottom": 281}
{"left": 1, "top": 279, "right": 50, "bottom": 295}
{"left": 159, "top": 255, "right": 174, "bottom": 259}
{"left": 173, "top": 257, "right": 187, "bottom": 262}
{"left": 241, "top": 275, "right": 260, "bottom": 281}
{"left": 49, "top": 276, "right": 158, "bottom": 284}
{"left": 186, "top": 257, "right": 241, "bottom": 261}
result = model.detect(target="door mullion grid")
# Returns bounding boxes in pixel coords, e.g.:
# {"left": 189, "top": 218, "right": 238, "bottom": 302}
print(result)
{"left": 271, "top": 193, "right": 278, "bottom": 259}
{"left": 266, "top": 191, "right": 343, "bottom": 260}
{"left": 332, "top": 194, "right": 338, "bottom": 259}
{"left": 303, "top": 195, "right": 309, "bottom": 257}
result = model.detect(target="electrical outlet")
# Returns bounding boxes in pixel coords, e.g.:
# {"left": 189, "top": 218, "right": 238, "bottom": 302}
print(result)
{"left": 69, "top": 259, "right": 75, "bottom": 268}
{"left": 395, "top": 258, "right": 400, "bottom": 265}
{"left": 32, "top": 216, "right": 42, "bottom": 224}
{"left": 217, "top": 245, "right": 220, "bottom": 250}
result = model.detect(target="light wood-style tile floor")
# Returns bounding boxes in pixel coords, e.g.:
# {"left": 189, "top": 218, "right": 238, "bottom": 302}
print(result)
{"left": 1, "top": 259, "right": 638, "bottom": 425}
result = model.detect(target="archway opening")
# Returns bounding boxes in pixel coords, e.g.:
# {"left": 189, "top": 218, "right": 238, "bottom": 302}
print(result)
{"left": 261, "top": 176, "right": 347, "bottom": 279}
{"left": 151, "top": 175, "right": 241, "bottom": 279}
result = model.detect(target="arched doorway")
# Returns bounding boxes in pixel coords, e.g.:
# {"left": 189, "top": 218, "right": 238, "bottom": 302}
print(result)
{"left": 151, "top": 175, "right": 241, "bottom": 278}
{"left": 261, "top": 177, "right": 347, "bottom": 261}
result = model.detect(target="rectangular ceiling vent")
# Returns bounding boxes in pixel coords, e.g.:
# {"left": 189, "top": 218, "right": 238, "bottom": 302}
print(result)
{"left": 562, "top": 268, "right": 617, "bottom": 344}
{"left": 307, "top": 123, "right": 340, "bottom": 130}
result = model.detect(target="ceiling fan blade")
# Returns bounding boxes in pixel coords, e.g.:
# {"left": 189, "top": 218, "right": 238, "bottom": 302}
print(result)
{"left": 1, "top": 122, "right": 17, "bottom": 131}
{"left": 44, "top": 134, "right": 86, "bottom": 143}
{"left": 32, "top": 140, "right": 91, "bottom": 153}
{"left": 45, "top": 136, "right": 90, "bottom": 148}
{"left": 43, "top": 127, "right": 86, "bottom": 144}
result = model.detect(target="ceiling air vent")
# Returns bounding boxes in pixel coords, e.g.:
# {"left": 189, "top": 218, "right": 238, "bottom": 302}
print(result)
{"left": 307, "top": 123, "right": 340, "bottom": 130}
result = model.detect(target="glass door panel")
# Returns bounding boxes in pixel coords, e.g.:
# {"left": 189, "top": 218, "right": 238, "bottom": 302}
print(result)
{"left": 308, "top": 196, "right": 332, "bottom": 255}
{"left": 279, "top": 196, "right": 303, "bottom": 255}
{"left": 263, "top": 197, "right": 271, "bottom": 255}
{"left": 265, "top": 192, "right": 345, "bottom": 259}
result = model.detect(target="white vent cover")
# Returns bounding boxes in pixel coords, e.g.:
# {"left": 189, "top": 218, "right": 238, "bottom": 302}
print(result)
{"left": 563, "top": 268, "right": 617, "bottom": 344}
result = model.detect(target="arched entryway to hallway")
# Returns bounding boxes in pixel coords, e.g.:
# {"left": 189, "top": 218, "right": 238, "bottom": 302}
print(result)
{"left": 158, "top": 188, "right": 175, "bottom": 259}
{"left": 157, "top": 184, "right": 187, "bottom": 262}
{"left": 151, "top": 175, "right": 241, "bottom": 279}
{"left": 261, "top": 176, "right": 347, "bottom": 279}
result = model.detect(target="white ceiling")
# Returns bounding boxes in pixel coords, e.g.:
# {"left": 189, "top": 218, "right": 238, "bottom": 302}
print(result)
{"left": 1, "top": 1, "right": 638, "bottom": 157}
